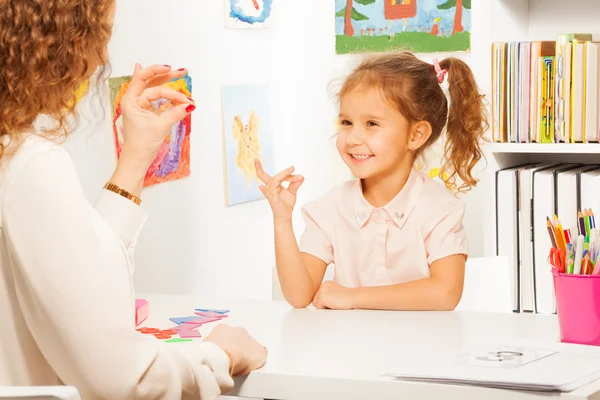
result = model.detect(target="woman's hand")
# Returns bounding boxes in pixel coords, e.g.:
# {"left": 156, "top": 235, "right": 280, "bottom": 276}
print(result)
{"left": 204, "top": 324, "right": 268, "bottom": 376}
{"left": 119, "top": 63, "right": 194, "bottom": 167}
{"left": 255, "top": 160, "right": 304, "bottom": 223}
{"left": 109, "top": 63, "right": 195, "bottom": 196}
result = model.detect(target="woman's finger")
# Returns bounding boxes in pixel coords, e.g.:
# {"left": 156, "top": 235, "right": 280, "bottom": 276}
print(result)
{"left": 158, "top": 102, "right": 195, "bottom": 128}
{"left": 146, "top": 69, "right": 188, "bottom": 89}
{"left": 255, "top": 159, "right": 272, "bottom": 185}
{"left": 282, "top": 174, "right": 303, "bottom": 183}
{"left": 127, "top": 64, "right": 172, "bottom": 96}
{"left": 142, "top": 86, "right": 191, "bottom": 104}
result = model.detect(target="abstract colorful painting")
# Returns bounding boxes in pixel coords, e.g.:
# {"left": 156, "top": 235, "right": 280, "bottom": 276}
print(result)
{"left": 109, "top": 74, "right": 192, "bottom": 187}
{"left": 225, "top": 0, "right": 273, "bottom": 28}
{"left": 221, "top": 84, "right": 275, "bottom": 206}
{"left": 335, "top": 0, "right": 471, "bottom": 54}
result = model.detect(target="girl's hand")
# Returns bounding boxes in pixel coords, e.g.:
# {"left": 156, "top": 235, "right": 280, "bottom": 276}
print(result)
{"left": 312, "top": 281, "right": 356, "bottom": 310}
{"left": 255, "top": 160, "right": 304, "bottom": 223}
{"left": 119, "top": 63, "right": 195, "bottom": 169}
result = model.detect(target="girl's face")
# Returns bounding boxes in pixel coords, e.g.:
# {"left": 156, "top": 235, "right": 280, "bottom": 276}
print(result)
{"left": 336, "top": 86, "right": 414, "bottom": 182}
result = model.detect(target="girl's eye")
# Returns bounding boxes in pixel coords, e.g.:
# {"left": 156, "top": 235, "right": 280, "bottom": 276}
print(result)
{"left": 340, "top": 119, "right": 352, "bottom": 126}
{"left": 367, "top": 121, "right": 379, "bottom": 127}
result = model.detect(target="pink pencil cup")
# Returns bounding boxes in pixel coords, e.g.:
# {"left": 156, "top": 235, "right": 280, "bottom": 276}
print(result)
{"left": 552, "top": 270, "right": 600, "bottom": 346}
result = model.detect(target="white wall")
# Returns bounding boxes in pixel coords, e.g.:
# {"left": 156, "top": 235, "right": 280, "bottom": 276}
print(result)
{"left": 65, "top": 0, "right": 494, "bottom": 299}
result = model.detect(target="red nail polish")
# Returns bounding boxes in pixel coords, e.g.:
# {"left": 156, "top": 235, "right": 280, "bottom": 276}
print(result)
{"left": 178, "top": 68, "right": 186, "bottom": 71}
{"left": 186, "top": 104, "right": 196, "bottom": 113}
{"left": 163, "top": 64, "right": 171, "bottom": 68}
{"left": 187, "top": 97, "right": 194, "bottom": 102}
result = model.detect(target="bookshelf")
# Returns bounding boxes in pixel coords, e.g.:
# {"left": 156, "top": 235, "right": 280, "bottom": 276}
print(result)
{"left": 480, "top": 0, "right": 600, "bottom": 258}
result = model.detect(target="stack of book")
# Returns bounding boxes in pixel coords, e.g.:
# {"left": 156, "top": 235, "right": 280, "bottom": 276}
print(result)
{"left": 491, "top": 34, "right": 600, "bottom": 143}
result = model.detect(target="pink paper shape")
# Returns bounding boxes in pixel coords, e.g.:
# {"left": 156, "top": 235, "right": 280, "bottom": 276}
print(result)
{"left": 194, "top": 311, "right": 228, "bottom": 318}
{"left": 178, "top": 329, "right": 202, "bottom": 338}
{"left": 135, "top": 299, "right": 149, "bottom": 327}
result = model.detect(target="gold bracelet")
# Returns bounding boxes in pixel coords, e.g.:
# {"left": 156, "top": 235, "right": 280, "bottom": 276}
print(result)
{"left": 103, "top": 182, "right": 142, "bottom": 206}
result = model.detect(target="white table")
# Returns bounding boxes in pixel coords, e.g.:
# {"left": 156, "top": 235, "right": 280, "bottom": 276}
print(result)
{"left": 140, "top": 294, "right": 600, "bottom": 400}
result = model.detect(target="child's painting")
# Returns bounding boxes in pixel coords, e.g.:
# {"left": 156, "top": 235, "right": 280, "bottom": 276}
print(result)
{"left": 108, "top": 74, "right": 192, "bottom": 187}
{"left": 221, "top": 84, "right": 275, "bottom": 206}
{"left": 335, "top": 0, "right": 471, "bottom": 54}
{"left": 225, "top": 0, "right": 273, "bottom": 29}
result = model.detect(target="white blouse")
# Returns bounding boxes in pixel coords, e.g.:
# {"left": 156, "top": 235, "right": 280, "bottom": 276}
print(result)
{"left": 0, "top": 133, "right": 233, "bottom": 399}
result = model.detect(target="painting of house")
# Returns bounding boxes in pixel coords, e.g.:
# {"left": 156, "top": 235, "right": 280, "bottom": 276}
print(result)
{"left": 335, "top": 0, "right": 471, "bottom": 54}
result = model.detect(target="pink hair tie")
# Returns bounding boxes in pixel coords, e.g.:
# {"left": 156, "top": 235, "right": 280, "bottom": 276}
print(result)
{"left": 433, "top": 59, "right": 447, "bottom": 84}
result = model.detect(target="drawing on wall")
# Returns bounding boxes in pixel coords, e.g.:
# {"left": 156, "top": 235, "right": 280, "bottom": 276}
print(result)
{"left": 109, "top": 74, "right": 192, "bottom": 187}
{"left": 221, "top": 84, "right": 275, "bottom": 206}
{"left": 415, "top": 139, "right": 453, "bottom": 189}
{"left": 335, "top": 0, "right": 471, "bottom": 55}
{"left": 225, "top": 0, "right": 273, "bottom": 28}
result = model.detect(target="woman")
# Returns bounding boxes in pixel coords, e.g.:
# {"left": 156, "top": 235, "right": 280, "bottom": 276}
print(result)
{"left": 0, "top": 1, "right": 267, "bottom": 399}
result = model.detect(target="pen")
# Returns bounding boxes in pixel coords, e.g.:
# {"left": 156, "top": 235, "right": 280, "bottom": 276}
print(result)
{"left": 585, "top": 210, "right": 592, "bottom": 237}
{"left": 574, "top": 235, "right": 585, "bottom": 274}
{"left": 564, "top": 228, "right": 572, "bottom": 245}
{"left": 591, "top": 209, "right": 596, "bottom": 229}
{"left": 546, "top": 217, "right": 558, "bottom": 248}
{"left": 582, "top": 253, "right": 592, "bottom": 275}
{"left": 554, "top": 215, "right": 567, "bottom": 252}
{"left": 578, "top": 210, "right": 586, "bottom": 236}
{"left": 567, "top": 257, "right": 575, "bottom": 274}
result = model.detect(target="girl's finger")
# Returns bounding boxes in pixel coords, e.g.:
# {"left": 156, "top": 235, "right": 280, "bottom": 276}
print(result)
{"left": 142, "top": 86, "right": 191, "bottom": 104}
{"left": 267, "top": 166, "right": 295, "bottom": 192}
{"left": 287, "top": 177, "right": 304, "bottom": 195}
{"left": 255, "top": 159, "right": 272, "bottom": 185}
{"left": 283, "top": 174, "right": 303, "bottom": 183}
{"left": 146, "top": 69, "right": 188, "bottom": 89}
{"left": 127, "top": 64, "right": 172, "bottom": 96}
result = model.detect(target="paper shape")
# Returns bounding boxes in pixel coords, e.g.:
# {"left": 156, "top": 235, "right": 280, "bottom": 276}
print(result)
{"left": 184, "top": 316, "right": 222, "bottom": 325}
{"left": 135, "top": 299, "right": 149, "bottom": 327}
{"left": 335, "top": 0, "right": 471, "bottom": 55}
{"left": 169, "top": 316, "right": 200, "bottom": 325}
{"left": 194, "top": 308, "right": 230, "bottom": 314}
{"left": 178, "top": 329, "right": 202, "bottom": 338}
{"left": 165, "top": 338, "right": 193, "bottom": 343}
{"left": 108, "top": 74, "right": 192, "bottom": 187}
{"left": 221, "top": 84, "right": 275, "bottom": 206}
{"left": 226, "top": 0, "right": 273, "bottom": 29}
{"left": 194, "top": 311, "right": 228, "bottom": 318}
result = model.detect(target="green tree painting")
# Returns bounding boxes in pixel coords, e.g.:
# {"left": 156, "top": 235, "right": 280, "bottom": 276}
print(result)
{"left": 335, "top": 0, "right": 471, "bottom": 55}
{"left": 438, "top": 0, "right": 471, "bottom": 34}
{"left": 335, "top": 0, "right": 377, "bottom": 37}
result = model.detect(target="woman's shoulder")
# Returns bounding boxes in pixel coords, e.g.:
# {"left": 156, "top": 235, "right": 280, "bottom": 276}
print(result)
{"left": 2, "top": 133, "right": 71, "bottom": 185}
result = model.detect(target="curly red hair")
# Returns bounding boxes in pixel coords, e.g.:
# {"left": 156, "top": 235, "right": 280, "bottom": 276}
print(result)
{"left": 0, "top": 0, "right": 114, "bottom": 157}
{"left": 339, "top": 52, "right": 489, "bottom": 193}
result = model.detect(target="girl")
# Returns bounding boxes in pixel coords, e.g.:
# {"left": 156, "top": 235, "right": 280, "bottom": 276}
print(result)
{"left": 256, "top": 52, "right": 487, "bottom": 311}
{"left": 0, "top": 0, "right": 266, "bottom": 398}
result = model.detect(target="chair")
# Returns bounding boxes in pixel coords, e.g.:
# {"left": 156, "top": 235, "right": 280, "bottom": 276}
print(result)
{"left": 0, "top": 386, "right": 80, "bottom": 400}
{"left": 272, "top": 264, "right": 334, "bottom": 301}
{"left": 455, "top": 256, "right": 513, "bottom": 313}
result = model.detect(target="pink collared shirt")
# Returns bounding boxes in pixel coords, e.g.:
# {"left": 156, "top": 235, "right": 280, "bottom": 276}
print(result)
{"left": 299, "top": 168, "right": 468, "bottom": 288}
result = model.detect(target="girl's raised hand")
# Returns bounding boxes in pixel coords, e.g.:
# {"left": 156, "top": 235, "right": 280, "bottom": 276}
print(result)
{"left": 255, "top": 160, "right": 304, "bottom": 223}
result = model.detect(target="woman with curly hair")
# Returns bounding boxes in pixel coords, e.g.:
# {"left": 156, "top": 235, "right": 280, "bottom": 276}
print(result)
{"left": 0, "top": 1, "right": 266, "bottom": 398}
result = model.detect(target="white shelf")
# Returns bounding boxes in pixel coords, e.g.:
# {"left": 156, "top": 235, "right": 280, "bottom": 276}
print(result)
{"left": 488, "top": 143, "right": 600, "bottom": 154}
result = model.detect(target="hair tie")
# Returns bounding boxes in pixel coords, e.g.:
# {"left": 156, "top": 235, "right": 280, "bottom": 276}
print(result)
{"left": 432, "top": 59, "right": 447, "bottom": 84}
